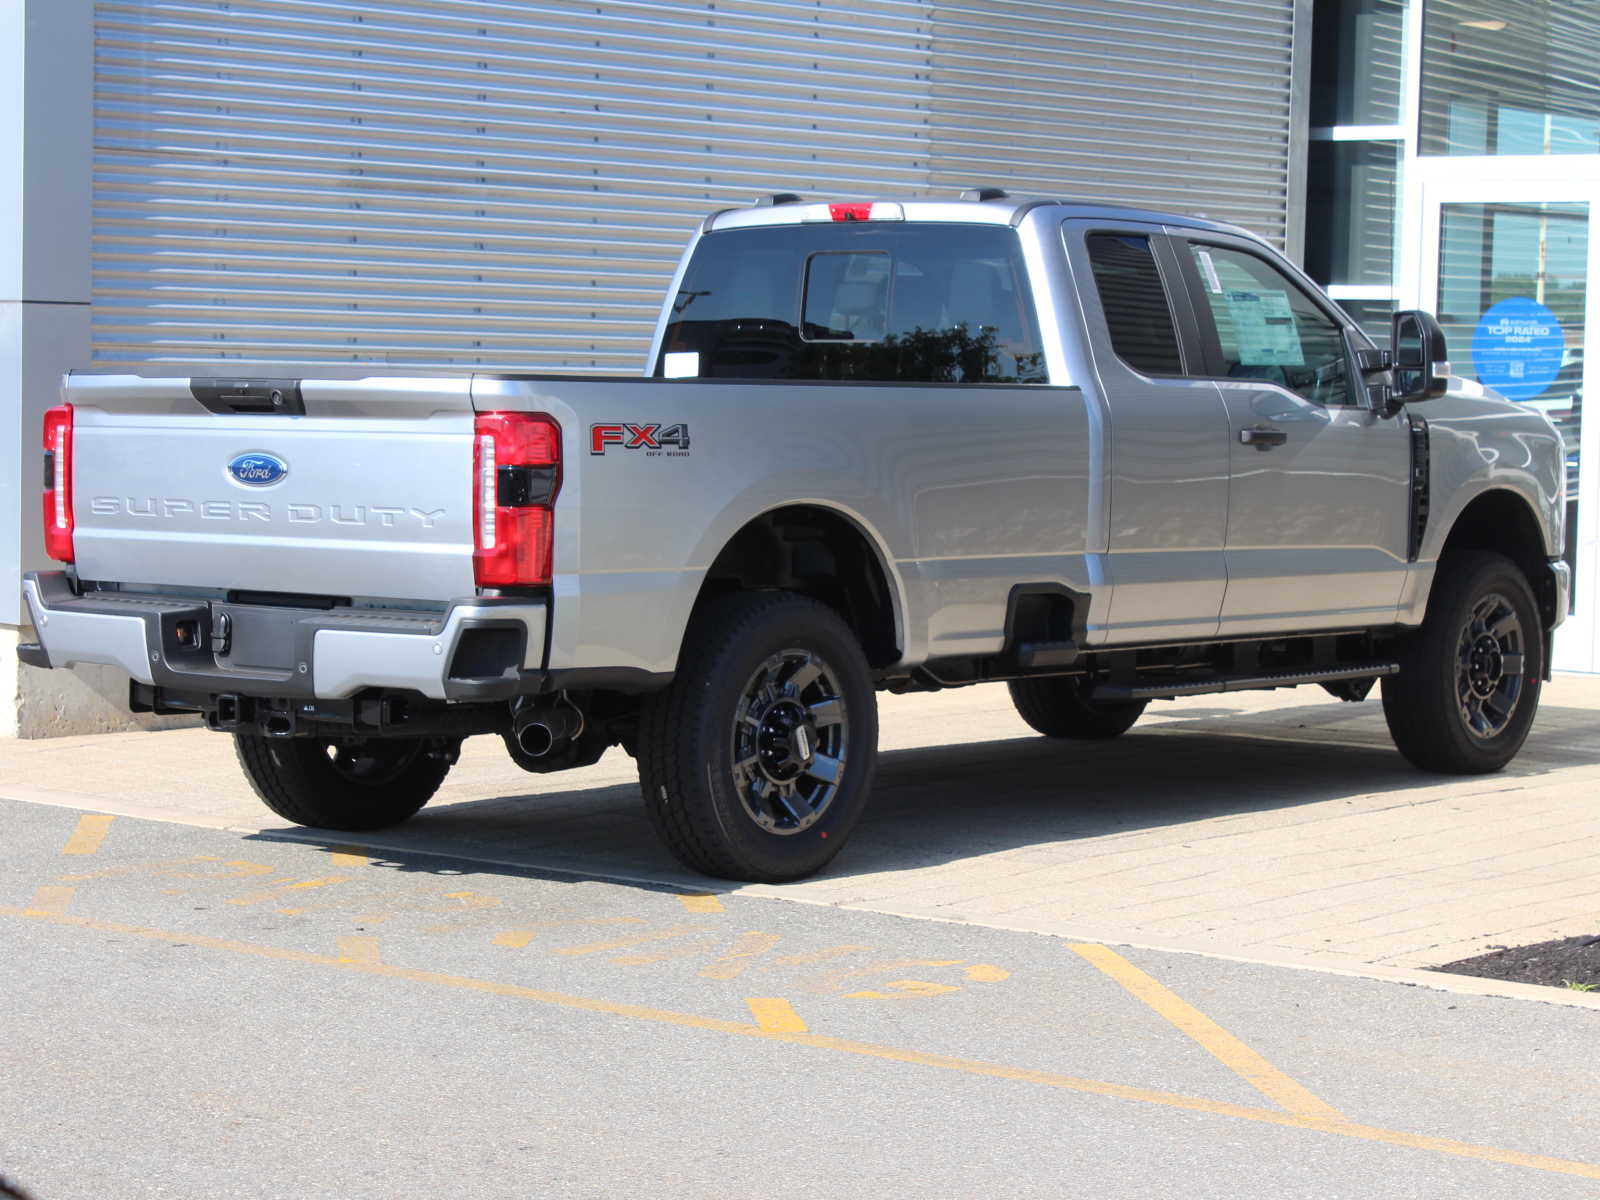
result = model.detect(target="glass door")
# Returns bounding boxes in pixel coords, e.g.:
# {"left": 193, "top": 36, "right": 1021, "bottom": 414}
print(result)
{"left": 1420, "top": 179, "right": 1599, "bottom": 672}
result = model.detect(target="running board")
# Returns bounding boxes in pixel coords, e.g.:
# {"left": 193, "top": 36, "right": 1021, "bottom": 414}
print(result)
{"left": 1088, "top": 661, "right": 1400, "bottom": 702}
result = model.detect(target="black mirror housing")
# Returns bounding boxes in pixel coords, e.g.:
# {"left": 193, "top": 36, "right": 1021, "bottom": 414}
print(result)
{"left": 1391, "top": 310, "right": 1450, "bottom": 405}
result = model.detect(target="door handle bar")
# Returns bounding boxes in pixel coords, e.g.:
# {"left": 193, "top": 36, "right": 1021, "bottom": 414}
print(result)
{"left": 1239, "top": 426, "right": 1288, "bottom": 449}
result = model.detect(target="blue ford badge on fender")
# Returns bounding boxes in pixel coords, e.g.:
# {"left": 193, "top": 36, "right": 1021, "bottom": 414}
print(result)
{"left": 227, "top": 452, "right": 288, "bottom": 487}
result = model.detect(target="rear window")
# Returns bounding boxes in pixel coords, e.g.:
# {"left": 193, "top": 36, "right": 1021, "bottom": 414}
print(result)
{"left": 656, "top": 223, "right": 1048, "bottom": 384}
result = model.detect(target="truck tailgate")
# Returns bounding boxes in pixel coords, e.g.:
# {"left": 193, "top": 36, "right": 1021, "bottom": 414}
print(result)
{"left": 65, "top": 376, "right": 477, "bottom": 603}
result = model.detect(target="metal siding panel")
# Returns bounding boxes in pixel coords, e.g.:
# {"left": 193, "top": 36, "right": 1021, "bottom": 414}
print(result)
{"left": 927, "top": 0, "right": 1297, "bottom": 246}
{"left": 92, "top": 0, "right": 1296, "bottom": 371}
{"left": 92, "top": 0, "right": 935, "bottom": 371}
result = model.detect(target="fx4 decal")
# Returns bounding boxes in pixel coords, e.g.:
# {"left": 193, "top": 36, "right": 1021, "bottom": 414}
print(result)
{"left": 589, "top": 423, "right": 691, "bottom": 456}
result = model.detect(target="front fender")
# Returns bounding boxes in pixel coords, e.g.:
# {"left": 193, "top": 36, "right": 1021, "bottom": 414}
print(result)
{"left": 1397, "top": 385, "right": 1564, "bottom": 624}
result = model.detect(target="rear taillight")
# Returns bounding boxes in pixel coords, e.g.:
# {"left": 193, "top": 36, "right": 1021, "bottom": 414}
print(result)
{"left": 42, "top": 404, "right": 75, "bottom": 563}
{"left": 473, "top": 411, "right": 561, "bottom": 588}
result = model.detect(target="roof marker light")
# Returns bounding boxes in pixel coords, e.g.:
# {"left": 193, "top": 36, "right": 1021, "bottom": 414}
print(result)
{"left": 801, "top": 201, "right": 905, "bottom": 224}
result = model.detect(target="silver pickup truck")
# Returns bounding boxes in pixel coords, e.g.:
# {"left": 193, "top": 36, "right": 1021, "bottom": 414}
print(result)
{"left": 20, "top": 191, "right": 1569, "bottom": 882}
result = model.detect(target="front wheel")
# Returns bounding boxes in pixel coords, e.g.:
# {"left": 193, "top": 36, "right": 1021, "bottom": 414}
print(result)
{"left": 1382, "top": 550, "right": 1544, "bottom": 774}
{"left": 234, "top": 734, "right": 459, "bottom": 830}
{"left": 637, "top": 591, "right": 878, "bottom": 882}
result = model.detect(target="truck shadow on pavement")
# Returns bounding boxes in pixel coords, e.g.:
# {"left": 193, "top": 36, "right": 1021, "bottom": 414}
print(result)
{"left": 252, "top": 698, "right": 1600, "bottom": 891}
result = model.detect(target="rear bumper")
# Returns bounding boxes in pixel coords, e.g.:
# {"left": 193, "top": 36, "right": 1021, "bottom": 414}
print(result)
{"left": 20, "top": 571, "right": 547, "bottom": 703}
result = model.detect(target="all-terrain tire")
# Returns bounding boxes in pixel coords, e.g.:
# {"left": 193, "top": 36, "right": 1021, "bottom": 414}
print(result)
{"left": 1007, "top": 675, "right": 1148, "bottom": 740}
{"left": 637, "top": 591, "right": 878, "bottom": 883}
{"left": 1382, "top": 550, "right": 1544, "bottom": 774}
{"left": 234, "top": 734, "right": 458, "bottom": 830}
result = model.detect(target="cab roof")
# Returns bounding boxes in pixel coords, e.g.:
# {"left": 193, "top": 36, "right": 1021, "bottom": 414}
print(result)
{"left": 703, "top": 188, "right": 1260, "bottom": 243}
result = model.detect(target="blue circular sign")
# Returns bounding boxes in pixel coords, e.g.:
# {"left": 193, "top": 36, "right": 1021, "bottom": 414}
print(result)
{"left": 1471, "top": 297, "right": 1566, "bottom": 403}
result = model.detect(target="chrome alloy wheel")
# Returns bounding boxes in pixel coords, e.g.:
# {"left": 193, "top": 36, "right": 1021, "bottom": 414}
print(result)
{"left": 1455, "top": 592, "right": 1527, "bottom": 739}
{"left": 730, "top": 650, "right": 849, "bottom": 835}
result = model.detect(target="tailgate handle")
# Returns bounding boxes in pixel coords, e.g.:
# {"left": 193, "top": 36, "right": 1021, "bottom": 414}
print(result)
{"left": 191, "top": 378, "right": 305, "bottom": 416}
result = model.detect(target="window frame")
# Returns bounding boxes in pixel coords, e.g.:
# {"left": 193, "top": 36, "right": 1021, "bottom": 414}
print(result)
{"left": 1170, "top": 234, "right": 1367, "bottom": 408}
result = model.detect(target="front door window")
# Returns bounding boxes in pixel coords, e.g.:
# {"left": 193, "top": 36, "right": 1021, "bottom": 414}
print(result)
{"left": 1185, "top": 244, "right": 1359, "bottom": 408}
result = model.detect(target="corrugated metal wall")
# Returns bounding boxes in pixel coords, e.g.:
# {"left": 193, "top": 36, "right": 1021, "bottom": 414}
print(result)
{"left": 926, "top": 0, "right": 1297, "bottom": 242}
{"left": 92, "top": 0, "right": 1301, "bottom": 372}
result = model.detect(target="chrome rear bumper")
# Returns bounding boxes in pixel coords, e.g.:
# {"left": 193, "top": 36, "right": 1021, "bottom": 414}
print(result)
{"left": 21, "top": 571, "right": 546, "bottom": 703}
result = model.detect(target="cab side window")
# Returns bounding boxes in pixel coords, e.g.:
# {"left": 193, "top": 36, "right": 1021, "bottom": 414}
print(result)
{"left": 1185, "top": 244, "right": 1357, "bottom": 406}
{"left": 1085, "top": 233, "right": 1184, "bottom": 376}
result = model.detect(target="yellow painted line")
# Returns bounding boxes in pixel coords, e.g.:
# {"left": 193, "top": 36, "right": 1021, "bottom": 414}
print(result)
{"left": 336, "top": 935, "right": 382, "bottom": 966}
{"left": 227, "top": 876, "right": 349, "bottom": 906}
{"left": 329, "top": 847, "right": 370, "bottom": 867}
{"left": 493, "top": 930, "right": 538, "bottom": 949}
{"left": 61, "top": 814, "right": 115, "bottom": 856}
{"left": 699, "top": 931, "right": 781, "bottom": 980}
{"left": 6, "top": 904, "right": 1599, "bottom": 1184}
{"left": 23, "top": 886, "right": 74, "bottom": 917}
{"left": 746, "top": 997, "right": 808, "bottom": 1034}
{"left": 679, "top": 894, "right": 724, "bottom": 913}
{"left": 847, "top": 979, "right": 962, "bottom": 999}
{"left": 965, "top": 964, "right": 1010, "bottom": 983}
{"left": 774, "top": 945, "right": 871, "bottom": 965}
{"left": 556, "top": 926, "right": 697, "bottom": 956}
{"left": 1070, "top": 942, "right": 1346, "bottom": 1122}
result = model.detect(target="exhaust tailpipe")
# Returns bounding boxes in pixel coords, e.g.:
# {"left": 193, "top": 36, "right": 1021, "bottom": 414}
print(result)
{"left": 510, "top": 702, "right": 582, "bottom": 761}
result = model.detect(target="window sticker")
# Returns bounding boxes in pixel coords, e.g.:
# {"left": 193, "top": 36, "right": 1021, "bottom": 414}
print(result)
{"left": 1196, "top": 248, "right": 1224, "bottom": 294}
{"left": 1223, "top": 288, "right": 1305, "bottom": 366}
{"left": 662, "top": 351, "right": 700, "bottom": 378}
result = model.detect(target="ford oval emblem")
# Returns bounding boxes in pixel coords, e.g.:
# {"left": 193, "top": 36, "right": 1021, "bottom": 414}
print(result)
{"left": 227, "top": 452, "right": 288, "bottom": 487}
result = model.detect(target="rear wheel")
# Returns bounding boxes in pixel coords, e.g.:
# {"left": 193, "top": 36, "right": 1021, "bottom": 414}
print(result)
{"left": 1007, "top": 675, "right": 1148, "bottom": 740}
{"left": 234, "top": 734, "right": 459, "bottom": 830}
{"left": 637, "top": 591, "right": 877, "bottom": 882}
{"left": 1382, "top": 550, "right": 1544, "bottom": 774}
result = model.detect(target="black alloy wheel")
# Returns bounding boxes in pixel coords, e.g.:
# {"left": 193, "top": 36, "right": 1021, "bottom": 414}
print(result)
{"left": 731, "top": 650, "right": 850, "bottom": 835}
{"left": 637, "top": 590, "right": 878, "bottom": 882}
{"left": 1454, "top": 592, "right": 1527, "bottom": 740}
{"left": 1383, "top": 550, "right": 1544, "bottom": 774}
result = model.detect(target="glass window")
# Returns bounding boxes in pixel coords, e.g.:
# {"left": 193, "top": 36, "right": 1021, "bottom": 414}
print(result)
{"left": 1084, "top": 233, "right": 1183, "bottom": 375}
{"left": 802, "top": 252, "right": 890, "bottom": 342}
{"left": 1421, "top": 1, "right": 1600, "bottom": 156}
{"left": 1312, "top": 0, "right": 1406, "bottom": 127}
{"left": 1335, "top": 298, "right": 1396, "bottom": 346}
{"left": 1438, "top": 201, "right": 1587, "bottom": 601}
{"left": 657, "top": 223, "right": 1047, "bottom": 384}
{"left": 1305, "top": 140, "right": 1400, "bottom": 288}
{"left": 1185, "top": 244, "right": 1357, "bottom": 406}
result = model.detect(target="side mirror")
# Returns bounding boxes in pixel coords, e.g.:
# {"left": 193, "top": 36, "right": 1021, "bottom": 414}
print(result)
{"left": 1391, "top": 310, "right": 1450, "bottom": 405}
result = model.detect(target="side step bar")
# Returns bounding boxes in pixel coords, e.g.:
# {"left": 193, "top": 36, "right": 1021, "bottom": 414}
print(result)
{"left": 1088, "top": 661, "right": 1400, "bottom": 702}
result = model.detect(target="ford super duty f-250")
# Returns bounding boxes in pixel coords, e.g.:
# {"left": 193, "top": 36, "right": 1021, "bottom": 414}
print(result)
{"left": 19, "top": 190, "right": 1570, "bottom": 882}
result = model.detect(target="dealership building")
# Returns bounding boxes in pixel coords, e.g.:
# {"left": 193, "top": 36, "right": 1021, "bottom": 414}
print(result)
{"left": 2, "top": 0, "right": 1594, "bottom": 734}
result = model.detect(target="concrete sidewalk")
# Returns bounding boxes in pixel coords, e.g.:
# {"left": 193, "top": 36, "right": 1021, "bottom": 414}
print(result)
{"left": 4, "top": 675, "right": 1599, "bottom": 979}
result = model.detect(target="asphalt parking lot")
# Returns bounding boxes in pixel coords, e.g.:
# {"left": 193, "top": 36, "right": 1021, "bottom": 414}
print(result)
{"left": 4, "top": 680, "right": 1600, "bottom": 1196}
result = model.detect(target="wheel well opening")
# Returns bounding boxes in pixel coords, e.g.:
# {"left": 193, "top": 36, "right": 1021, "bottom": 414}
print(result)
{"left": 1441, "top": 490, "right": 1556, "bottom": 626}
{"left": 695, "top": 506, "right": 900, "bottom": 669}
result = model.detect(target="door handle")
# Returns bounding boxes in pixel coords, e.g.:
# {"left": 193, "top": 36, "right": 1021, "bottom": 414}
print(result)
{"left": 1239, "top": 426, "right": 1288, "bottom": 450}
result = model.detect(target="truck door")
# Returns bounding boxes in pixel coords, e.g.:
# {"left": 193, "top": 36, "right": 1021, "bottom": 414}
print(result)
{"left": 1169, "top": 233, "right": 1412, "bottom": 634}
{"left": 1062, "top": 220, "right": 1230, "bottom": 642}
